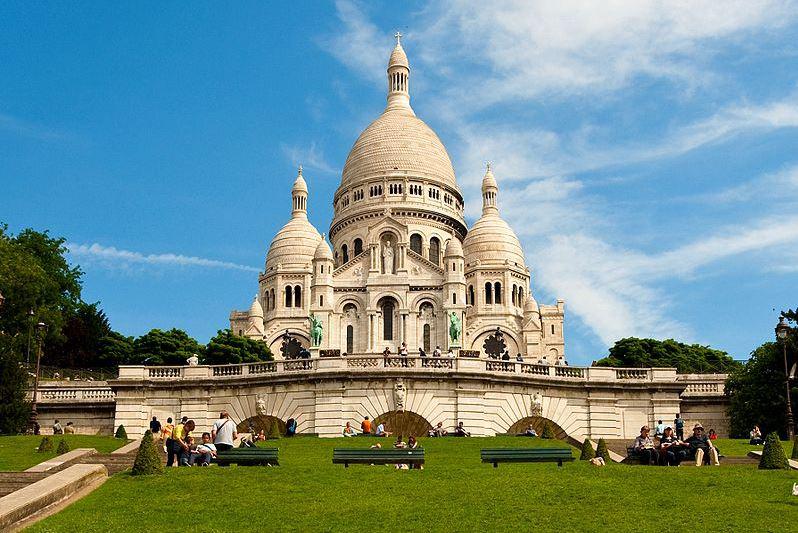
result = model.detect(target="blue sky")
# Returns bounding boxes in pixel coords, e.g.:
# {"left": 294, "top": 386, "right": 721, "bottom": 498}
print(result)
{"left": 2, "top": 1, "right": 797, "bottom": 364}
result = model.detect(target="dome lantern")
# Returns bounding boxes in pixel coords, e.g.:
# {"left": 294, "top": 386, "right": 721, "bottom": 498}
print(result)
{"left": 292, "top": 165, "right": 308, "bottom": 218}
{"left": 386, "top": 32, "right": 412, "bottom": 112}
{"left": 482, "top": 162, "right": 499, "bottom": 215}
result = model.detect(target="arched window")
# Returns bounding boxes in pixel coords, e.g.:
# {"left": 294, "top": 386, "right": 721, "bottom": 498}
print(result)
{"left": 319, "top": 295, "right": 324, "bottom": 306}
{"left": 512, "top": 284, "right": 517, "bottom": 305}
{"left": 551, "top": 324, "right": 555, "bottom": 335}
{"left": 285, "top": 286, "right": 293, "bottom": 307}
{"left": 410, "top": 233, "right": 422, "bottom": 255}
{"left": 485, "top": 282, "right": 493, "bottom": 304}
{"left": 270, "top": 289, "right": 275, "bottom": 310}
{"left": 494, "top": 282, "right": 502, "bottom": 304}
{"left": 518, "top": 287, "right": 524, "bottom": 304}
{"left": 353, "top": 238, "right": 363, "bottom": 256}
{"left": 346, "top": 325, "right": 354, "bottom": 353}
{"left": 238, "top": 329, "right": 243, "bottom": 335}
{"left": 423, "top": 324, "right": 431, "bottom": 353}
{"left": 429, "top": 237, "right": 440, "bottom": 265}
{"left": 468, "top": 285, "right": 475, "bottom": 305}
{"left": 382, "top": 300, "right": 395, "bottom": 341}
{"left": 294, "top": 285, "right": 302, "bottom": 308}
{"left": 452, "top": 292, "right": 457, "bottom": 304}
{"left": 342, "top": 244, "right": 349, "bottom": 264}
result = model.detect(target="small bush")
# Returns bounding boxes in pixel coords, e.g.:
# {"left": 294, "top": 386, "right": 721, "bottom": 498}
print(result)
{"left": 268, "top": 422, "right": 281, "bottom": 440}
{"left": 131, "top": 430, "right": 164, "bottom": 476}
{"left": 596, "top": 438, "right": 611, "bottom": 463}
{"left": 56, "top": 438, "right": 70, "bottom": 455}
{"left": 541, "top": 422, "right": 555, "bottom": 439}
{"left": 579, "top": 438, "right": 595, "bottom": 460}
{"left": 115, "top": 425, "right": 128, "bottom": 439}
{"left": 791, "top": 436, "right": 798, "bottom": 461}
{"left": 37, "top": 436, "right": 53, "bottom": 453}
{"left": 758, "top": 431, "right": 789, "bottom": 470}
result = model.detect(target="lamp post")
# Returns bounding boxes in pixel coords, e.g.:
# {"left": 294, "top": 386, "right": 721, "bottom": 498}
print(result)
{"left": 26, "top": 309, "right": 35, "bottom": 367}
{"left": 28, "top": 321, "right": 47, "bottom": 434}
{"left": 775, "top": 316, "right": 794, "bottom": 440}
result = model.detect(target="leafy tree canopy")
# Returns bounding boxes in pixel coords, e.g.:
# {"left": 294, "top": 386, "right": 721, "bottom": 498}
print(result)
{"left": 0, "top": 334, "right": 30, "bottom": 434}
{"left": 204, "top": 329, "right": 273, "bottom": 365}
{"left": 594, "top": 337, "right": 740, "bottom": 374}
{"left": 131, "top": 328, "right": 203, "bottom": 365}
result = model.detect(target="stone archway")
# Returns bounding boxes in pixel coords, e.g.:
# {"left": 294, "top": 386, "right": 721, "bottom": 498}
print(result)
{"left": 373, "top": 410, "right": 432, "bottom": 438}
{"left": 507, "top": 416, "right": 580, "bottom": 447}
{"left": 237, "top": 414, "right": 286, "bottom": 437}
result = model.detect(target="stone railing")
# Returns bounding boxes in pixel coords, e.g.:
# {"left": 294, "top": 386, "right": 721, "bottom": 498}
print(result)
{"left": 28, "top": 384, "right": 115, "bottom": 403}
{"left": 677, "top": 374, "right": 727, "bottom": 396}
{"left": 115, "top": 359, "right": 706, "bottom": 388}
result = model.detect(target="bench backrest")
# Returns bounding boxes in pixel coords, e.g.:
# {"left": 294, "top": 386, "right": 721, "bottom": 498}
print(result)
{"left": 333, "top": 448, "right": 424, "bottom": 459}
{"left": 481, "top": 448, "right": 572, "bottom": 459}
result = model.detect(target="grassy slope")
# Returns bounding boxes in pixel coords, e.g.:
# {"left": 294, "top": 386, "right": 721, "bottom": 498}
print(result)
{"left": 0, "top": 435, "right": 128, "bottom": 471}
{"left": 26, "top": 436, "right": 798, "bottom": 532}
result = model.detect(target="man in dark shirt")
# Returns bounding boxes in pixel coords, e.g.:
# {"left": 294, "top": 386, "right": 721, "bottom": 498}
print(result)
{"left": 685, "top": 423, "right": 719, "bottom": 466}
{"left": 149, "top": 416, "right": 161, "bottom": 436}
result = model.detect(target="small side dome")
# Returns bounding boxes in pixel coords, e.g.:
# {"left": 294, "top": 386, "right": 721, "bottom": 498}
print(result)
{"left": 523, "top": 295, "right": 539, "bottom": 314}
{"left": 314, "top": 234, "right": 333, "bottom": 261}
{"left": 248, "top": 296, "right": 264, "bottom": 318}
{"left": 444, "top": 237, "right": 464, "bottom": 257}
{"left": 265, "top": 218, "right": 321, "bottom": 271}
{"left": 388, "top": 42, "right": 409, "bottom": 69}
{"left": 482, "top": 162, "right": 498, "bottom": 189}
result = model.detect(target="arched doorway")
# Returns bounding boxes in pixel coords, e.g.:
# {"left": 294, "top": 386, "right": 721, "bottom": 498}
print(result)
{"left": 373, "top": 410, "right": 432, "bottom": 438}
{"left": 237, "top": 415, "right": 286, "bottom": 437}
{"left": 507, "top": 416, "right": 580, "bottom": 447}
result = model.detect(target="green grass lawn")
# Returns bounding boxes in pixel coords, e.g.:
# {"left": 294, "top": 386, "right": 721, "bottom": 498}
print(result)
{"left": 0, "top": 435, "right": 129, "bottom": 471}
{"left": 26, "top": 436, "right": 798, "bottom": 532}
{"left": 712, "top": 438, "right": 794, "bottom": 458}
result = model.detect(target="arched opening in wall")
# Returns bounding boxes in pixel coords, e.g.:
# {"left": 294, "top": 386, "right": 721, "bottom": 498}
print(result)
{"left": 468, "top": 285, "right": 475, "bottom": 305}
{"left": 353, "top": 238, "right": 363, "bottom": 256}
{"left": 512, "top": 285, "right": 517, "bottom": 305}
{"left": 410, "top": 233, "right": 422, "bottom": 255}
{"left": 506, "top": 416, "right": 580, "bottom": 447}
{"left": 423, "top": 324, "right": 431, "bottom": 352}
{"left": 485, "top": 282, "right": 493, "bottom": 304}
{"left": 285, "top": 286, "right": 292, "bottom": 307}
{"left": 494, "top": 282, "right": 502, "bottom": 304}
{"left": 429, "top": 237, "right": 440, "bottom": 265}
{"left": 518, "top": 287, "right": 524, "bottom": 304}
{"left": 346, "top": 324, "right": 354, "bottom": 353}
{"left": 294, "top": 285, "right": 302, "bottom": 308}
{"left": 342, "top": 244, "right": 349, "bottom": 264}
{"left": 373, "top": 410, "right": 433, "bottom": 438}
{"left": 380, "top": 231, "right": 398, "bottom": 274}
{"left": 381, "top": 299, "right": 395, "bottom": 341}
{"left": 236, "top": 415, "right": 286, "bottom": 437}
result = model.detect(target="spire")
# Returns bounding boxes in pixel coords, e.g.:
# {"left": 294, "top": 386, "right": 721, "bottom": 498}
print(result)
{"left": 291, "top": 165, "right": 308, "bottom": 218}
{"left": 481, "top": 162, "right": 499, "bottom": 215}
{"left": 386, "top": 33, "right": 412, "bottom": 113}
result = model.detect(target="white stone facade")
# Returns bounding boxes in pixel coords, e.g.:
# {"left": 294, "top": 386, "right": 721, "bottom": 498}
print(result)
{"left": 230, "top": 37, "right": 565, "bottom": 363}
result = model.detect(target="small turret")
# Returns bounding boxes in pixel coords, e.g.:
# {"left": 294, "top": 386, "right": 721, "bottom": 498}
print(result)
{"left": 386, "top": 32, "right": 413, "bottom": 113}
{"left": 292, "top": 165, "right": 309, "bottom": 218}
{"left": 246, "top": 295, "right": 264, "bottom": 336}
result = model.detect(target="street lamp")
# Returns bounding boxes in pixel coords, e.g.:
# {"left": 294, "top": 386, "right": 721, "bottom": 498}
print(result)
{"left": 775, "top": 316, "right": 794, "bottom": 440}
{"left": 26, "top": 309, "right": 35, "bottom": 367}
{"left": 28, "top": 321, "right": 47, "bottom": 434}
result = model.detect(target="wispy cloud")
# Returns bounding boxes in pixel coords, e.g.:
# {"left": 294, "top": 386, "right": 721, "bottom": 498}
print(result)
{"left": 0, "top": 112, "right": 82, "bottom": 143}
{"left": 280, "top": 141, "right": 339, "bottom": 175}
{"left": 67, "top": 243, "right": 259, "bottom": 273}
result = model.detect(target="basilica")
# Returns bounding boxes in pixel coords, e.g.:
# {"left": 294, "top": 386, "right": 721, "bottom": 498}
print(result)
{"left": 230, "top": 36, "right": 565, "bottom": 362}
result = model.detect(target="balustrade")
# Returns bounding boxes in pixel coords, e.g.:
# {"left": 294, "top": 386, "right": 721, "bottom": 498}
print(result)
{"left": 148, "top": 367, "right": 182, "bottom": 379}
{"left": 615, "top": 368, "right": 649, "bottom": 380}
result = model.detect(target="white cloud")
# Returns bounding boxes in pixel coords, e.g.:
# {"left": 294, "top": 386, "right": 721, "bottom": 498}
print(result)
{"left": 67, "top": 243, "right": 259, "bottom": 273}
{"left": 280, "top": 141, "right": 339, "bottom": 174}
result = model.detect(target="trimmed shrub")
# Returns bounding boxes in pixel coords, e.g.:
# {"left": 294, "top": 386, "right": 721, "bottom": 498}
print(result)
{"left": 131, "top": 430, "right": 164, "bottom": 476}
{"left": 791, "top": 436, "right": 798, "bottom": 461}
{"left": 596, "top": 438, "right": 611, "bottom": 463}
{"left": 268, "top": 421, "right": 281, "bottom": 440}
{"left": 541, "top": 422, "right": 555, "bottom": 439}
{"left": 115, "top": 425, "right": 128, "bottom": 439}
{"left": 758, "top": 431, "right": 789, "bottom": 470}
{"left": 579, "top": 438, "right": 595, "bottom": 460}
{"left": 37, "top": 436, "right": 53, "bottom": 453}
{"left": 56, "top": 438, "right": 70, "bottom": 455}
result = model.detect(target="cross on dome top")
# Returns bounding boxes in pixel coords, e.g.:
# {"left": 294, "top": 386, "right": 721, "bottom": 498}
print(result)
{"left": 394, "top": 31, "right": 402, "bottom": 45}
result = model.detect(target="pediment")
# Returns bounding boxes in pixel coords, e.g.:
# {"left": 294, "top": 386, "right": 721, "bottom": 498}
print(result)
{"left": 367, "top": 214, "right": 407, "bottom": 241}
{"left": 333, "top": 253, "right": 368, "bottom": 283}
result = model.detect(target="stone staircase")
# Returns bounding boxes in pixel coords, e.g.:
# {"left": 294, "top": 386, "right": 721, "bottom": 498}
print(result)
{"left": 76, "top": 452, "right": 137, "bottom": 475}
{"left": 0, "top": 472, "right": 49, "bottom": 498}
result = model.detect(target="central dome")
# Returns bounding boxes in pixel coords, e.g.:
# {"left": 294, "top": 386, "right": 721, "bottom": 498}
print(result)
{"left": 340, "top": 107, "right": 457, "bottom": 189}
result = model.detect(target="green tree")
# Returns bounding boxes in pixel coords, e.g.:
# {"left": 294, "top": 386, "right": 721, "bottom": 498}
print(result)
{"left": 594, "top": 337, "right": 739, "bottom": 374}
{"left": 58, "top": 302, "right": 112, "bottom": 368}
{"left": 56, "top": 438, "right": 70, "bottom": 455}
{"left": 541, "top": 422, "right": 555, "bottom": 439}
{"left": 115, "top": 425, "right": 128, "bottom": 439}
{"left": 37, "top": 436, "right": 53, "bottom": 452}
{"left": 579, "top": 438, "right": 595, "bottom": 460}
{"left": 758, "top": 431, "right": 789, "bottom": 470}
{"left": 131, "top": 430, "right": 163, "bottom": 476}
{"left": 596, "top": 438, "right": 611, "bottom": 462}
{"left": 0, "top": 335, "right": 30, "bottom": 434}
{"left": 131, "top": 328, "right": 203, "bottom": 365}
{"left": 97, "top": 331, "right": 135, "bottom": 367}
{"left": 204, "top": 329, "right": 272, "bottom": 365}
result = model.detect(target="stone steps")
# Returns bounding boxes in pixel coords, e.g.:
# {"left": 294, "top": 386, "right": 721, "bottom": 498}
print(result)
{"left": 78, "top": 453, "right": 137, "bottom": 475}
{"left": 0, "top": 472, "right": 49, "bottom": 497}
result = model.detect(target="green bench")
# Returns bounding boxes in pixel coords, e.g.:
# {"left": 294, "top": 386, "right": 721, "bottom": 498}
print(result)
{"left": 216, "top": 448, "right": 279, "bottom": 466}
{"left": 481, "top": 448, "right": 574, "bottom": 468}
{"left": 332, "top": 448, "right": 425, "bottom": 467}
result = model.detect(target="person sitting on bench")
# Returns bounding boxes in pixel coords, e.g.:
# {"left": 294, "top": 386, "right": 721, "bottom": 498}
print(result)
{"left": 454, "top": 421, "right": 470, "bottom": 437}
{"left": 632, "top": 425, "right": 657, "bottom": 465}
{"left": 685, "top": 424, "right": 719, "bottom": 466}
{"left": 189, "top": 432, "right": 217, "bottom": 466}
{"left": 658, "top": 426, "right": 688, "bottom": 466}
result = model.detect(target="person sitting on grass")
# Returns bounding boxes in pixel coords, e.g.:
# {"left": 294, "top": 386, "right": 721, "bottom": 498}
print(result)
{"left": 286, "top": 418, "right": 297, "bottom": 437}
{"left": 189, "top": 432, "right": 217, "bottom": 466}
{"left": 375, "top": 422, "right": 391, "bottom": 437}
{"left": 428, "top": 422, "right": 447, "bottom": 437}
{"left": 632, "top": 425, "right": 657, "bottom": 465}
{"left": 361, "top": 416, "right": 372, "bottom": 435}
{"left": 521, "top": 424, "right": 537, "bottom": 437}
{"left": 343, "top": 422, "right": 358, "bottom": 437}
{"left": 685, "top": 424, "right": 719, "bottom": 466}
{"left": 454, "top": 421, "right": 470, "bottom": 437}
{"left": 64, "top": 421, "right": 75, "bottom": 434}
{"left": 52, "top": 419, "right": 63, "bottom": 435}
{"left": 254, "top": 429, "right": 267, "bottom": 442}
{"left": 749, "top": 425, "right": 764, "bottom": 445}
{"left": 658, "top": 426, "right": 688, "bottom": 466}
{"left": 708, "top": 429, "right": 718, "bottom": 441}
{"left": 394, "top": 435, "right": 407, "bottom": 448}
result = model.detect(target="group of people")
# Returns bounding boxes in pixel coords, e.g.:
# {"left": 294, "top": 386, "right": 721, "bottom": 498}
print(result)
{"left": 382, "top": 343, "right": 456, "bottom": 366}
{"left": 427, "top": 421, "right": 470, "bottom": 437}
{"left": 342, "top": 416, "right": 392, "bottom": 437}
{"left": 51, "top": 419, "right": 75, "bottom": 435}
{"left": 152, "top": 411, "right": 238, "bottom": 467}
{"left": 633, "top": 416, "right": 719, "bottom": 466}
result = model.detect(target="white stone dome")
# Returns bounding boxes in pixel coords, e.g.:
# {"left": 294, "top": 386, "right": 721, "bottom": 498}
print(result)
{"left": 464, "top": 214, "right": 526, "bottom": 268}
{"left": 340, "top": 107, "right": 457, "bottom": 189}
{"left": 265, "top": 217, "right": 321, "bottom": 272}
{"left": 444, "top": 237, "right": 464, "bottom": 257}
{"left": 314, "top": 235, "right": 333, "bottom": 261}
{"left": 248, "top": 296, "right": 264, "bottom": 318}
